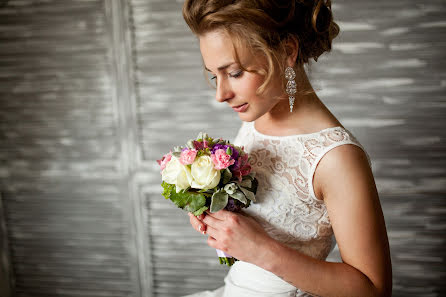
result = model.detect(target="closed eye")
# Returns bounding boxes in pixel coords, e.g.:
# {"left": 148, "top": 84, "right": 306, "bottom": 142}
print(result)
{"left": 229, "top": 70, "right": 243, "bottom": 78}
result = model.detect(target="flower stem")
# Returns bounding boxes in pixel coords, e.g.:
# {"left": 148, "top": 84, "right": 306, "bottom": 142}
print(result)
{"left": 219, "top": 257, "right": 238, "bottom": 266}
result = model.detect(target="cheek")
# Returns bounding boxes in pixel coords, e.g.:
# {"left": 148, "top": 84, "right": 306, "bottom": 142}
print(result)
{"left": 238, "top": 74, "right": 265, "bottom": 99}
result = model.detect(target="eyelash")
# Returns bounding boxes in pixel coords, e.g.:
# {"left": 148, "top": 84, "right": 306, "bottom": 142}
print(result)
{"left": 229, "top": 70, "right": 243, "bottom": 78}
{"left": 210, "top": 70, "right": 243, "bottom": 81}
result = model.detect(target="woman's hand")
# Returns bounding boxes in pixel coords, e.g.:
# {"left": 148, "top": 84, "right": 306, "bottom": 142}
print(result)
{"left": 202, "top": 209, "right": 272, "bottom": 264}
{"left": 188, "top": 212, "right": 207, "bottom": 235}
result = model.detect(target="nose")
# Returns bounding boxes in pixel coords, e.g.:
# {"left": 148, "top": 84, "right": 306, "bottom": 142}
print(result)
{"left": 215, "top": 77, "right": 234, "bottom": 103}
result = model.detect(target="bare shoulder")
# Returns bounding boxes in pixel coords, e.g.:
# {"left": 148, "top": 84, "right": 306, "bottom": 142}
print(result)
{"left": 314, "top": 144, "right": 393, "bottom": 296}
{"left": 313, "top": 143, "right": 370, "bottom": 201}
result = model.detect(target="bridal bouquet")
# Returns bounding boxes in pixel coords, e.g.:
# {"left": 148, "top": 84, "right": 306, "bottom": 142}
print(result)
{"left": 157, "top": 132, "right": 258, "bottom": 266}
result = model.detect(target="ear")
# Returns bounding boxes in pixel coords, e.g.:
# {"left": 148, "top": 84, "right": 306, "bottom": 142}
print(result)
{"left": 284, "top": 36, "right": 299, "bottom": 67}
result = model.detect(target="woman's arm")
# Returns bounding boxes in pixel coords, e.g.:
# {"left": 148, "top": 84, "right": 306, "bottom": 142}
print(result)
{"left": 254, "top": 144, "right": 393, "bottom": 297}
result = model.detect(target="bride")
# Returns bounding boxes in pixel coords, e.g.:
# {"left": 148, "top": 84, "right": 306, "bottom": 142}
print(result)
{"left": 182, "top": 1, "right": 392, "bottom": 296}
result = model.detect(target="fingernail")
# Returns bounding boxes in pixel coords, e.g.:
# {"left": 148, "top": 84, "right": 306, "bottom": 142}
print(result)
{"left": 199, "top": 225, "right": 202, "bottom": 231}
{"left": 202, "top": 230, "right": 206, "bottom": 235}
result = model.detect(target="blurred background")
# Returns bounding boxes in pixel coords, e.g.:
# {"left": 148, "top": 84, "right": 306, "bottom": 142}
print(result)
{"left": 0, "top": 0, "right": 445, "bottom": 296}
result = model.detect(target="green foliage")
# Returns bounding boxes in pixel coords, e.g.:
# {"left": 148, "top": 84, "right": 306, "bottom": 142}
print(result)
{"left": 210, "top": 191, "right": 228, "bottom": 213}
{"left": 193, "top": 206, "right": 209, "bottom": 216}
{"left": 229, "top": 190, "right": 248, "bottom": 204}
{"left": 161, "top": 181, "right": 207, "bottom": 214}
{"left": 240, "top": 178, "right": 252, "bottom": 188}
{"left": 239, "top": 187, "right": 255, "bottom": 202}
{"left": 222, "top": 168, "right": 232, "bottom": 185}
{"left": 196, "top": 149, "right": 211, "bottom": 158}
{"left": 234, "top": 174, "right": 258, "bottom": 202}
{"left": 223, "top": 182, "right": 237, "bottom": 194}
{"left": 219, "top": 257, "right": 238, "bottom": 266}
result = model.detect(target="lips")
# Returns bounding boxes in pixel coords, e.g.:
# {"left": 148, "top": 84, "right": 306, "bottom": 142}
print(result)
{"left": 232, "top": 103, "right": 248, "bottom": 112}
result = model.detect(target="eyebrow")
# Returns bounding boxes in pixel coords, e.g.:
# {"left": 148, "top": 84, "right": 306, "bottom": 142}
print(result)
{"left": 204, "top": 62, "right": 237, "bottom": 73}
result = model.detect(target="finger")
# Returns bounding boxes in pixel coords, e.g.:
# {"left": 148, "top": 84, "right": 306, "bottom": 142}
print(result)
{"left": 188, "top": 213, "right": 207, "bottom": 234}
{"left": 202, "top": 212, "right": 224, "bottom": 228}
{"left": 195, "top": 213, "right": 207, "bottom": 233}
{"left": 204, "top": 225, "right": 219, "bottom": 241}
{"left": 207, "top": 235, "right": 218, "bottom": 248}
{"left": 204, "top": 210, "right": 226, "bottom": 222}
{"left": 206, "top": 209, "right": 231, "bottom": 220}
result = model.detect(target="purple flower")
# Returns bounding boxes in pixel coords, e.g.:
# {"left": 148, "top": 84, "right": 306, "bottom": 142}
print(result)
{"left": 212, "top": 144, "right": 239, "bottom": 167}
{"left": 224, "top": 198, "right": 242, "bottom": 212}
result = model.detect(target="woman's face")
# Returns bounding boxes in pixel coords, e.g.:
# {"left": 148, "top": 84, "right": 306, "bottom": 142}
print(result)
{"left": 199, "top": 30, "right": 284, "bottom": 122}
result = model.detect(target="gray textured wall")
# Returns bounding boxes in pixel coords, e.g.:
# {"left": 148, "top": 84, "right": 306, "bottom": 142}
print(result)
{"left": 0, "top": 0, "right": 445, "bottom": 297}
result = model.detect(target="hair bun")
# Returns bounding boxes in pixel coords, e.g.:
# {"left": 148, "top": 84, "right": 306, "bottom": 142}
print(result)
{"left": 312, "top": 0, "right": 332, "bottom": 34}
{"left": 292, "top": 0, "right": 339, "bottom": 63}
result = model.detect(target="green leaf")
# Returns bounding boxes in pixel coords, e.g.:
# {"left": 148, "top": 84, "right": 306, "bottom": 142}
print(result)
{"left": 210, "top": 191, "right": 228, "bottom": 213}
{"left": 240, "top": 187, "right": 256, "bottom": 202}
{"left": 161, "top": 182, "right": 175, "bottom": 200}
{"left": 193, "top": 206, "right": 209, "bottom": 216}
{"left": 240, "top": 178, "right": 252, "bottom": 188}
{"left": 226, "top": 147, "right": 232, "bottom": 155}
{"left": 222, "top": 168, "right": 232, "bottom": 184}
{"left": 161, "top": 181, "right": 207, "bottom": 213}
{"left": 250, "top": 178, "right": 258, "bottom": 195}
{"left": 198, "top": 188, "right": 214, "bottom": 194}
{"left": 229, "top": 190, "right": 248, "bottom": 204}
{"left": 223, "top": 182, "right": 237, "bottom": 195}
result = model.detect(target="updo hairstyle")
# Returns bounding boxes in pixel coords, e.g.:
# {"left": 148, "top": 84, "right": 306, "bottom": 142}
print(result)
{"left": 183, "top": 0, "right": 340, "bottom": 95}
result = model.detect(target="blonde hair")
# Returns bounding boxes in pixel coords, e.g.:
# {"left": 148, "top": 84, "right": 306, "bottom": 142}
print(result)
{"left": 183, "top": 0, "right": 340, "bottom": 95}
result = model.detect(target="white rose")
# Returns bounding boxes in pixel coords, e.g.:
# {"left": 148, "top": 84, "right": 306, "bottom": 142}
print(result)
{"left": 161, "top": 156, "right": 192, "bottom": 192}
{"left": 191, "top": 155, "right": 221, "bottom": 190}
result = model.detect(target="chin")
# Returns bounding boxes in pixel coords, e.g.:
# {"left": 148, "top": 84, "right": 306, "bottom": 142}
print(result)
{"left": 237, "top": 111, "right": 259, "bottom": 123}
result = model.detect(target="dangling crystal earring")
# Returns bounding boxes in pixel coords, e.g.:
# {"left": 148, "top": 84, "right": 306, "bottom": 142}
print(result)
{"left": 285, "top": 66, "right": 296, "bottom": 112}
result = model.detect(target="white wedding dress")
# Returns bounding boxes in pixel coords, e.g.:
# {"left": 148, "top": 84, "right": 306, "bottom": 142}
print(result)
{"left": 183, "top": 121, "right": 371, "bottom": 297}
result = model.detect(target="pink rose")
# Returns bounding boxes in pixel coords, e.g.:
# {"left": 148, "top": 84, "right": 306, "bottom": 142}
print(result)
{"left": 179, "top": 149, "right": 198, "bottom": 165}
{"left": 157, "top": 152, "right": 172, "bottom": 172}
{"left": 211, "top": 149, "right": 235, "bottom": 170}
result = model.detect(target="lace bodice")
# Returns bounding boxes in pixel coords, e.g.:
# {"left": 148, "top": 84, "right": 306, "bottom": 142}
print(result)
{"left": 183, "top": 121, "right": 373, "bottom": 297}
{"left": 233, "top": 121, "right": 371, "bottom": 260}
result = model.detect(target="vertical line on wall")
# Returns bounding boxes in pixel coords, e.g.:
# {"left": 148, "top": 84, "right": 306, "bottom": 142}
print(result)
{"left": 0, "top": 192, "right": 13, "bottom": 297}
{"left": 104, "top": 1, "right": 153, "bottom": 296}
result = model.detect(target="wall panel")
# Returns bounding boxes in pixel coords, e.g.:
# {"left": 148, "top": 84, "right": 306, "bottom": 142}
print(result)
{"left": 0, "top": 0, "right": 445, "bottom": 297}
{"left": 0, "top": 1, "right": 142, "bottom": 296}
